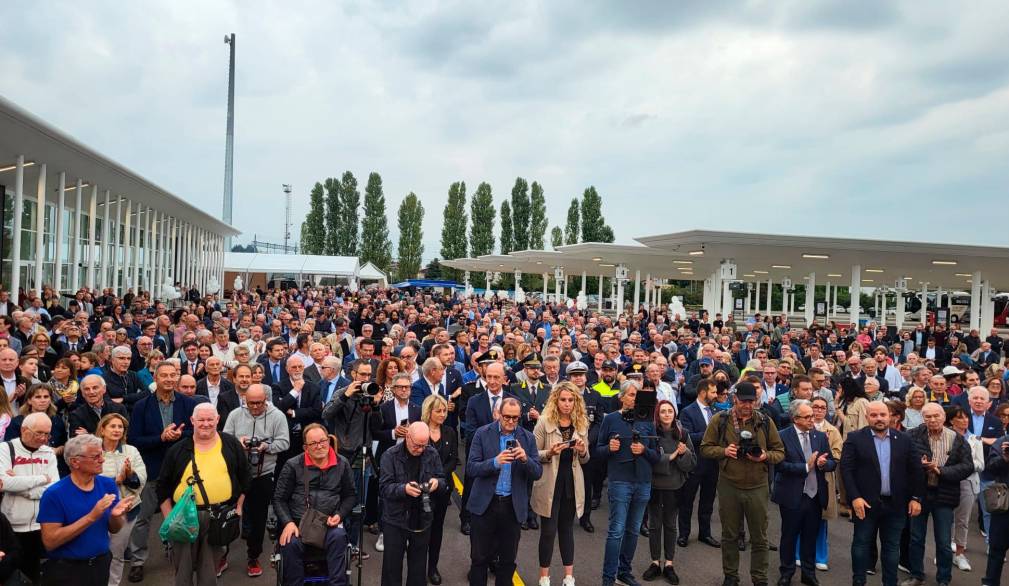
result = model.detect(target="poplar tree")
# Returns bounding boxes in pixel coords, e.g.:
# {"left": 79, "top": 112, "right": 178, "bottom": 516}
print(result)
{"left": 529, "top": 181, "right": 547, "bottom": 249}
{"left": 323, "top": 178, "right": 341, "bottom": 255}
{"left": 500, "top": 200, "right": 513, "bottom": 255}
{"left": 440, "top": 181, "right": 468, "bottom": 281}
{"left": 303, "top": 182, "right": 326, "bottom": 254}
{"left": 564, "top": 197, "right": 580, "bottom": 245}
{"left": 337, "top": 171, "right": 360, "bottom": 254}
{"left": 509, "top": 177, "right": 530, "bottom": 251}
{"left": 359, "top": 172, "right": 392, "bottom": 270}
{"left": 396, "top": 193, "right": 424, "bottom": 281}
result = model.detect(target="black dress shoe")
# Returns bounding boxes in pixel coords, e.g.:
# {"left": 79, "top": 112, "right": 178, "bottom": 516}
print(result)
{"left": 699, "top": 536, "right": 721, "bottom": 548}
{"left": 776, "top": 578, "right": 792, "bottom": 586}
{"left": 769, "top": 543, "right": 778, "bottom": 551}
{"left": 528, "top": 516, "right": 539, "bottom": 530}
{"left": 642, "top": 563, "right": 661, "bottom": 581}
{"left": 580, "top": 518, "right": 595, "bottom": 533}
{"left": 429, "top": 569, "right": 443, "bottom": 585}
{"left": 128, "top": 566, "right": 144, "bottom": 583}
{"left": 521, "top": 521, "right": 529, "bottom": 530}
{"left": 738, "top": 538, "right": 747, "bottom": 551}
{"left": 676, "top": 537, "right": 688, "bottom": 548}
{"left": 460, "top": 522, "right": 471, "bottom": 535}
{"left": 591, "top": 497, "right": 601, "bottom": 510}
{"left": 639, "top": 525, "right": 650, "bottom": 537}
{"left": 721, "top": 577, "right": 740, "bottom": 586}
{"left": 799, "top": 575, "right": 819, "bottom": 586}
{"left": 663, "top": 565, "right": 680, "bottom": 585}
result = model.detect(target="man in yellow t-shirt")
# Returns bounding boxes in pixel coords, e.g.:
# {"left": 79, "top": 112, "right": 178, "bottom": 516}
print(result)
{"left": 158, "top": 403, "right": 251, "bottom": 583}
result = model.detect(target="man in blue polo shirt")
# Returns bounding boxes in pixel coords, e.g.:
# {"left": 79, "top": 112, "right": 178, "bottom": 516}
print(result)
{"left": 37, "top": 434, "right": 133, "bottom": 585}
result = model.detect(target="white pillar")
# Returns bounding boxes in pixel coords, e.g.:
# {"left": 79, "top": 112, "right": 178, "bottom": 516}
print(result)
{"left": 824, "top": 282, "right": 832, "bottom": 319}
{"left": 744, "top": 283, "right": 751, "bottom": 316}
{"left": 754, "top": 281, "right": 761, "bottom": 315}
{"left": 100, "top": 191, "right": 110, "bottom": 290}
{"left": 123, "top": 200, "right": 133, "bottom": 294}
{"left": 632, "top": 269, "right": 641, "bottom": 315}
{"left": 702, "top": 278, "right": 713, "bottom": 315}
{"left": 10, "top": 156, "right": 25, "bottom": 299}
{"left": 147, "top": 210, "right": 156, "bottom": 292}
{"left": 919, "top": 283, "right": 928, "bottom": 325}
{"left": 764, "top": 278, "right": 772, "bottom": 315}
{"left": 849, "top": 265, "right": 862, "bottom": 325}
{"left": 171, "top": 218, "right": 178, "bottom": 285}
{"left": 53, "top": 172, "right": 66, "bottom": 292}
{"left": 131, "top": 204, "right": 142, "bottom": 292}
{"left": 805, "top": 273, "right": 816, "bottom": 326}
{"left": 111, "top": 197, "right": 121, "bottom": 295}
{"left": 880, "top": 290, "right": 888, "bottom": 328}
{"left": 554, "top": 269, "right": 563, "bottom": 305}
{"left": 598, "top": 275, "right": 604, "bottom": 313}
{"left": 896, "top": 288, "right": 906, "bottom": 331}
{"left": 70, "top": 179, "right": 82, "bottom": 291}
{"left": 33, "top": 164, "right": 47, "bottom": 295}
{"left": 615, "top": 265, "right": 626, "bottom": 316}
{"left": 970, "top": 271, "right": 983, "bottom": 332}
{"left": 980, "top": 279, "right": 995, "bottom": 334}
{"left": 85, "top": 186, "right": 98, "bottom": 291}
{"left": 644, "top": 273, "right": 652, "bottom": 310}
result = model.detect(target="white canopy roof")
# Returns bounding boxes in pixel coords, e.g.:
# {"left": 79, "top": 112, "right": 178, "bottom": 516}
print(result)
{"left": 225, "top": 252, "right": 358, "bottom": 277}
{"left": 358, "top": 262, "right": 388, "bottom": 282}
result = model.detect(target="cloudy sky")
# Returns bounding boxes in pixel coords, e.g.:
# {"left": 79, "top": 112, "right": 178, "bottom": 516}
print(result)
{"left": 2, "top": 1, "right": 1007, "bottom": 258}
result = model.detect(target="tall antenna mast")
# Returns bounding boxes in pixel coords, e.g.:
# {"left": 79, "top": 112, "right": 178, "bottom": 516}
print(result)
{"left": 222, "top": 33, "right": 236, "bottom": 249}
{"left": 282, "top": 184, "right": 293, "bottom": 254}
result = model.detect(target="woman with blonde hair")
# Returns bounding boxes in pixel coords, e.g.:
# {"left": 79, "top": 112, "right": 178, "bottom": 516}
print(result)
{"left": 903, "top": 387, "right": 927, "bottom": 429}
{"left": 97, "top": 412, "right": 147, "bottom": 586}
{"left": 532, "top": 382, "right": 590, "bottom": 586}
{"left": 421, "top": 393, "right": 458, "bottom": 584}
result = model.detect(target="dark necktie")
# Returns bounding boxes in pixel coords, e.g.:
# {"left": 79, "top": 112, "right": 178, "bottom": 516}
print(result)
{"left": 273, "top": 364, "right": 280, "bottom": 382}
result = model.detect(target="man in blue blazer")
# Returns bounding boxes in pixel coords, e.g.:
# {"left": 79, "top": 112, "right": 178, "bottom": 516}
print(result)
{"left": 126, "top": 362, "right": 196, "bottom": 580}
{"left": 465, "top": 397, "right": 542, "bottom": 586}
{"left": 962, "top": 385, "right": 1007, "bottom": 538}
{"left": 840, "top": 401, "right": 924, "bottom": 586}
{"left": 678, "top": 378, "right": 722, "bottom": 547}
{"left": 773, "top": 400, "right": 836, "bottom": 586}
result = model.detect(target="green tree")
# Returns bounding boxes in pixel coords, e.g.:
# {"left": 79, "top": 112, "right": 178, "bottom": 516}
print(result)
{"left": 564, "top": 197, "right": 580, "bottom": 245}
{"left": 580, "top": 186, "right": 614, "bottom": 243}
{"left": 302, "top": 182, "right": 326, "bottom": 254}
{"left": 550, "top": 226, "right": 563, "bottom": 249}
{"left": 440, "top": 181, "right": 468, "bottom": 282}
{"left": 337, "top": 171, "right": 360, "bottom": 255}
{"left": 529, "top": 181, "right": 547, "bottom": 249}
{"left": 500, "top": 200, "right": 513, "bottom": 255}
{"left": 359, "top": 172, "right": 392, "bottom": 270}
{"left": 323, "top": 178, "right": 341, "bottom": 255}
{"left": 396, "top": 192, "right": 424, "bottom": 281}
{"left": 424, "top": 258, "right": 444, "bottom": 280}
{"left": 510, "top": 177, "right": 530, "bottom": 251}
{"left": 469, "top": 182, "right": 495, "bottom": 257}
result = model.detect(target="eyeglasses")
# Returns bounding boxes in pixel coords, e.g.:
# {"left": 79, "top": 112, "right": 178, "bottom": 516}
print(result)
{"left": 74, "top": 453, "right": 103, "bottom": 462}
{"left": 305, "top": 439, "right": 329, "bottom": 448}
{"left": 500, "top": 414, "right": 520, "bottom": 422}
{"left": 26, "top": 429, "right": 51, "bottom": 437}
{"left": 246, "top": 400, "right": 266, "bottom": 406}
{"left": 392, "top": 385, "right": 411, "bottom": 390}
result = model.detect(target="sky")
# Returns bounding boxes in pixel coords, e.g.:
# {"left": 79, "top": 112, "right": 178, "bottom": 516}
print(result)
{"left": 2, "top": 1, "right": 1008, "bottom": 260}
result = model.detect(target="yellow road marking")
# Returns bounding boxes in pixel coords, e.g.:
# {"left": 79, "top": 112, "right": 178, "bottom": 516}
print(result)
{"left": 452, "top": 472, "right": 523, "bottom": 585}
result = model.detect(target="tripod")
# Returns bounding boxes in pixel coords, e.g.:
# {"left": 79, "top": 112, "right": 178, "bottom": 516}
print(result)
{"left": 351, "top": 397, "right": 381, "bottom": 586}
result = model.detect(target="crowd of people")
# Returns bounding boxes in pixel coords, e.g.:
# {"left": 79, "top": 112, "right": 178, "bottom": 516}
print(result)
{"left": 0, "top": 283, "right": 1007, "bottom": 586}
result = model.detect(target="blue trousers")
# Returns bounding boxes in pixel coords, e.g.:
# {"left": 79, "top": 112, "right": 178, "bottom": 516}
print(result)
{"left": 602, "top": 480, "right": 651, "bottom": 581}
{"left": 851, "top": 498, "right": 905, "bottom": 586}
{"left": 280, "top": 527, "right": 348, "bottom": 586}
{"left": 908, "top": 503, "right": 954, "bottom": 584}
{"left": 794, "top": 519, "right": 829, "bottom": 565}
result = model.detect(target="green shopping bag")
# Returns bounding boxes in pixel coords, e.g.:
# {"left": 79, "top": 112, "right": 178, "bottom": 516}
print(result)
{"left": 159, "top": 485, "right": 200, "bottom": 543}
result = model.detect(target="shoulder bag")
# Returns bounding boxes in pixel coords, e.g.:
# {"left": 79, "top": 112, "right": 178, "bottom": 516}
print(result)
{"left": 190, "top": 452, "right": 241, "bottom": 547}
{"left": 298, "top": 466, "right": 330, "bottom": 548}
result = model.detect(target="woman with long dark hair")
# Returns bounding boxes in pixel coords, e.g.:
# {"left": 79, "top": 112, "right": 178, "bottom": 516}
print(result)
{"left": 642, "top": 399, "right": 695, "bottom": 584}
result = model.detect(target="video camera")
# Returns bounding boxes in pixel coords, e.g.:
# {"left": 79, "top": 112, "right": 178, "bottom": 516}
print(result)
{"left": 737, "top": 430, "right": 763, "bottom": 458}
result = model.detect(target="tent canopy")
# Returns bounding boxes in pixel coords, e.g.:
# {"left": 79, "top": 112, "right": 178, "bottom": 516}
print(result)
{"left": 224, "top": 252, "right": 359, "bottom": 277}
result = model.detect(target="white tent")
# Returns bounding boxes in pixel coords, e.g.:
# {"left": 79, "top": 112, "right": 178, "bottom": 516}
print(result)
{"left": 358, "top": 262, "right": 388, "bottom": 287}
{"left": 224, "top": 252, "right": 359, "bottom": 290}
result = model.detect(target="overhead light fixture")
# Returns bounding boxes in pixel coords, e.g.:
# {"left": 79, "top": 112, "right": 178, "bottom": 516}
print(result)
{"left": 862, "top": 279, "right": 874, "bottom": 283}
{"left": 672, "top": 260, "right": 692, "bottom": 265}
{"left": 498, "top": 264, "right": 504, "bottom": 268}
{"left": 0, "top": 161, "right": 36, "bottom": 173}
{"left": 535, "top": 261, "right": 542, "bottom": 265}
{"left": 591, "top": 257, "right": 602, "bottom": 261}
{"left": 771, "top": 265, "right": 791, "bottom": 269}
{"left": 865, "top": 268, "right": 884, "bottom": 273}
{"left": 802, "top": 254, "right": 829, "bottom": 259}
{"left": 955, "top": 273, "right": 971, "bottom": 277}
{"left": 742, "top": 274, "right": 755, "bottom": 278}
{"left": 688, "top": 250, "right": 704, "bottom": 256}
{"left": 802, "top": 276, "right": 809, "bottom": 280}
{"left": 753, "top": 270, "right": 768, "bottom": 274}
{"left": 902, "top": 276, "right": 912, "bottom": 279}
{"left": 599, "top": 263, "right": 615, "bottom": 267}
{"left": 932, "top": 260, "right": 957, "bottom": 266}
{"left": 827, "top": 273, "right": 842, "bottom": 278}
{"left": 63, "top": 183, "right": 90, "bottom": 192}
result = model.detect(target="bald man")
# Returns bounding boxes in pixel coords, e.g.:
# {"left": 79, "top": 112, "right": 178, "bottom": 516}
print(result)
{"left": 379, "top": 421, "right": 446, "bottom": 586}
{"left": 272, "top": 355, "right": 322, "bottom": 467}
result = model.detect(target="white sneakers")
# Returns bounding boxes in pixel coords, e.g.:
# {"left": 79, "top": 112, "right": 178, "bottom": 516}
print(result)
{"left": 375, "top": 533, "right": 385, "bottom": 552}
{"left": 816, "top": 563, "right": 829, "bottom": 571}
{"left": 954, "top": 553, "right": 972, "bottom": 572}
{"left": 539, "top": 576, "right": 575, "bottom": 586}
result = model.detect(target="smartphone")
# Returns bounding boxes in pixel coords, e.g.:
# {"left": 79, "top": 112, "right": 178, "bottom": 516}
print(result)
{"left": 400, "top": 418, "right": 408, "bottom": 426}
{"left": 505, "top": 439, "right": 517, "bottom": 450}
{"left": 565, "top": 438, "right": 578, "bottom": 447}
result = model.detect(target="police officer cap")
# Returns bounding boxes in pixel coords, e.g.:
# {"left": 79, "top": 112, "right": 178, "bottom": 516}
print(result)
{"left": 476, "top": 350, "right": 499, "bottom": 365}
{"left": 565, "top": 361, "right": 588, "bottom": 375}
{"left": 601, "top": 360, "right": 619, "bottom": 370}
{"left": 521, "top": 353, "right": 543, "bottom": 369}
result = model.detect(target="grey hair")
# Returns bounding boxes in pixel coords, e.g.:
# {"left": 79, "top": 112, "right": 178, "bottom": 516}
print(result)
{"left": 910, "top": 365, "right": 930, "bottom": 379}
{"left": 64, "top": 434, "right": 103, "bottom": 465}
{"left": 618, "top": 379, "right": 642, "bottom": 398}
{"left": 81, "top": 373, "right": 106, "bottom": 388}
{"left": 23, "top": 411, "right": 49, "bottom": 430}
{"left": 789, "top": 398, "right": 812, "bottom": 418}
{"left": 421, "top": 357, "right": 443, "bottom": 377}
{"left": 968, "top": 386, "right": 990, "bottom": 401}
{"left": 111, "top": 345, "right": 132, "bottom": 359}
{"left": 390, "top": 372, "right": 412, "bottom": 387}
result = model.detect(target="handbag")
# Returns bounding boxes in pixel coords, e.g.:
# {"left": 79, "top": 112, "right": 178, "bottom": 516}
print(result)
{"left": 190, "top": 453, "right": 241, "bottom": 547}
{"left": 983, "top": 482, "right": 1009, "bottom": 514}
{"left": 298, "top": 467, "right": 330, "bottom": 549}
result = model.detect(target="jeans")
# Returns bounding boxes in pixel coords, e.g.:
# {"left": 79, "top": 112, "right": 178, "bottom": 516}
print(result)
{"left": 279, "top": 527, "right": 348, "bottom": 586}
{"left": 978, "top": 478, "right": 994, "bottom": 543}
{"left": 794, "top": 519, "right": 828, "bottom": 565}
{"left": 909, "top": 503, "right": 954, "bottom": 584}
{"left": 983, "top": 510, "right": 1009, "bottom": 586}
{"left": 127, "top": 480, "right": 160, "bottom": 566}
{"left": 851, "top": 498, "right": 905, "bottom": 586}
{"left": 602, "top": 480, "right": 651, "bottom": 581}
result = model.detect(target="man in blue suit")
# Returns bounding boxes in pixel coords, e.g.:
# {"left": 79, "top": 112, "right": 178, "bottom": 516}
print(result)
{"left": 678, "top": 378, "right": 722, "bottom": 548}
{"left": 257, "top": 338, "right": 289, "bottom": 386}
{"left": 963, "top": 385, "right": 1007, "bottom": 540}
{"left": 773, "top": 400, "right": 836, "bottom": 586}
{"left": 465, "top": 396, "right": 542, "bottom": 586}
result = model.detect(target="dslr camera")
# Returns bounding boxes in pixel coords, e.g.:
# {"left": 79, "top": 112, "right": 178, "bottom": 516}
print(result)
{"left": 418, "top": 481, "right": 434, "bottom": 514}
{"left": 737, "top": 430, "right": 763, "bottom": 459}
{"left": 246, "top": 437, "right": 270, "bottom": 468}
{"left": 353, "top": 381, "right": 380, "bottom": 408}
